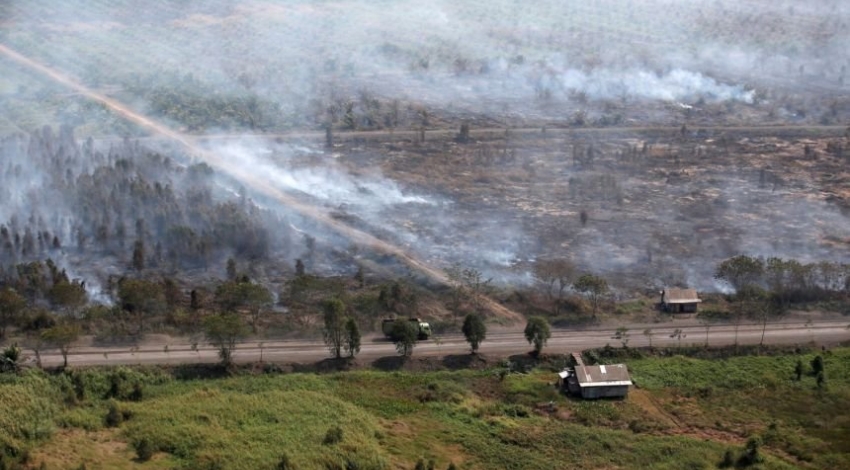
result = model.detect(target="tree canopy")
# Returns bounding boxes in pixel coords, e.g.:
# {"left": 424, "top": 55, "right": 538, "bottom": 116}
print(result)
{"left": 523, "top": 316, "right": 551, "bottom": 356}
{"left": 461, "top": 313, "right": 487, "bottom": 353}
{"left": 203, "top": 312, "right": 246, "bottom": 366}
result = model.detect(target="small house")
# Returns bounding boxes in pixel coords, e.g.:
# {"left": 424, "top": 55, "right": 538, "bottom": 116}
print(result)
{"left": 559, "top": 364, "right": 632, "bottom": 399}
{"left": 660, "top": 288, "right": 701, "bottom": 313}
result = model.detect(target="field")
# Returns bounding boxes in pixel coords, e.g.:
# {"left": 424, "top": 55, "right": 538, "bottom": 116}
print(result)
{"left": 1, "top": 347, "right": 848, "bottom": 469}
{"left": 2, "top": 3, "right": 850, "bottom": 468}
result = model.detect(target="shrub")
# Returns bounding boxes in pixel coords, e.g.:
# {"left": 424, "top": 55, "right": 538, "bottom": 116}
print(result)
{"left": 718, "top": 449, "right": 735, "bottom": 468}
{"left": 104, "top": 401, "right": 123, "bottom": 427}
{"left": 276, "top": 452, "right": 296, "bottom": 470}
{"left": 134, "top": 438, "right": 155, "bottom": 462}
{"left": 811, "top": 355, "right": 824, "bottom": 376}
{"left": 129, "top": 382, "right": 144, "bottom": 402}
{"left": 322, "top": 426, "right": 343, "bottom": 445}
{"left": 737, "top": 437, "right": 763, "bottom": 467}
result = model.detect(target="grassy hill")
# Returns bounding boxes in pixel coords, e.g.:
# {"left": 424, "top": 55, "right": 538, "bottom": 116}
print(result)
{"left": 1, "top": 346, "right": 848, "bottom": 469}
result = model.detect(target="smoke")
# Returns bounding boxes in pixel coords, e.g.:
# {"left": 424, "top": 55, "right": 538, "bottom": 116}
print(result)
{"left": 2, "top": 0, "right": 849, "bottom": 297}
{"left": 557, "top": 68, "right": 756, "bottom": 104}
{"left": 207, "top": 138, "right": 530, "bottom": 283}
{"left": 4, "top": 0, "right": 847, "bottom": 135}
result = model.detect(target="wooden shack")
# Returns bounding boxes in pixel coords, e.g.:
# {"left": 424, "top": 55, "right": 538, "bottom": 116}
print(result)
{"left": 661, "top": 288, "right": 702, "bottom": 313}
{"left": 559, "top": 364, "right": 632, "bottom": 399}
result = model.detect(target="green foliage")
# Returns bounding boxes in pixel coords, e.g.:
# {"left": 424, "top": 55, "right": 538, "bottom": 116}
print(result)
{"left": 523, "top": 316, "right": 550, "bottom": 355}
{"left": 0, "top": 288, "right": 26, "bottom": 338}
{"left": 794, "top": 359, "right": 804, "bottom": 381}
{"left": 391, "top": 320, "right": 418, "bottom": 357}
{"left": 117, "top": 278, "right": 166, "bottom": 335}
{"left": 811, "top": 355, "right": 824, "bottom": 376}
{"left": 0, "top": 371, "right": 61, "bottom": 454}
{"left": 104, "top": 400, "right": 124, "bottom": 428}
{"left": 1, "top": 355, "right": 844, "bottom": 469}
{"left": 322, "top": 426, "right": 344, "bottom": 445}
{"left": 133, "top": 437, "right": 154, "bottom": 462}
{"left": 718, "top": 448, "right": 735, "bottom": 468}
{"left": 40, "top": 323, "right": 81, "bottom": 368}
{"left": 344, "top": 317, "right": 361, "bottom": 358}
{"left": 122, "top": 387, "right": 387, "bottom": 469}
{"left": 203, "top": 312, "right": 246, "bottom": 366}
{"left": 461, "top": 313, "right": 486, "bottom": 353}
{"left": 322, "top": 298, "right": 347, "bottom": 358}
{"left": 532, "top": 258, "right": 575, "bottom": 315}
{"left": 215, "top": 280, "right": 273, "bottom": 333}
{"left": 1, "top": 344, "right": 21, "bottom": 373}
{"left": 572, "top": 274, "right": 608, "bottom": 315}
{"left": 714, "top": 255, "right": 765, "bottom": 295}
{"left": 737, "top": 436, "right": 763, "bottom": 467}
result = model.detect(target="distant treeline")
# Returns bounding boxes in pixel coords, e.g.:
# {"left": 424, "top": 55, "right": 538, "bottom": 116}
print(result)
{"left": 0, "top": 126, "right": 298, "bottom": 275}
{"left": 715, "top": 254, "right": 850, "bottom": 306}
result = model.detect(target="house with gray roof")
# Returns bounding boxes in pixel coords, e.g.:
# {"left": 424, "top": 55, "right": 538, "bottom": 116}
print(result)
{"left": 559, "top": 363, "right": 632, "bottom": 399}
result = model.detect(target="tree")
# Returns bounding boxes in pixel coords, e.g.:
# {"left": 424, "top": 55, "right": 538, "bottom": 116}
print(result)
{"left": 42, "top": 323, "right": 81, "bottom": 368}
{"left": 20, "top": 308, "right": 55, "bottom": 368}
{"left": 714, "top": 255, "right": 765, "bottom": 294}
{"left": 47, "top": 280, "right": 87, "bottom": 317}
{"left": 715, "top": 256, "right": 765, "bottom": 348}
{"left": 573, "top": 274, "right": 608, "bottom": 317}
{"left": 0, "top": 287, "right": 26, "bottom": 338}
{"left": 533, "top": 259, "right": 575, "bottom": 315}
{"left": 214, "top": 280, "right": 273, "bottom": 334}
{"left": 117, "top": 278, "right": 166, "bottom": 335}
{"left": 241, "top": 283, "right": 272, "bottom": 334}
{"left": 322, "top": 298, "right": 346, "bottom": 358}
{"left": 523, "top": 316, "right": 551, "bottom": 356}
{"left": 445, "top": 265, "right": 491, "bottom": 314}
{"left": 461, "top": 313, "right": 487, "bottom": 353}
{"left": 391, "top": 320, "right": 418, "bottom": 358}
{"left": 132, "top": 239, "right": 145, "bottom": 272}
{"left": 203, "top": 312, "right": 245, "bottom": 367}
{"left": 343, "top": 317, "right": 361, "bottom": 358}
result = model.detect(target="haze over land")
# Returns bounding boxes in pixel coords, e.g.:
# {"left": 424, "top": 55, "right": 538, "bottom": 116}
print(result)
{"left": 1, "top": 0, "right": 849, "bottom": 295}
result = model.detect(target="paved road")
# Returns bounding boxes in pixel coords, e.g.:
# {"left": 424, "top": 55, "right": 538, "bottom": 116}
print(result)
{"left": 24, "top": 320, "right": 850, "bottom": 368}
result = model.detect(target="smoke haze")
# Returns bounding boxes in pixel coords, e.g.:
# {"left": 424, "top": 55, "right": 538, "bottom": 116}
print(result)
{"left": 1, "top": 0, "right": 849, "bottom": 296}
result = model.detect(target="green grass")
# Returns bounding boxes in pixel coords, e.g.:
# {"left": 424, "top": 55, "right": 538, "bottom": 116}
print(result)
{"left": 2, "top": 350, "right": 850, "bottom": 468}
{"left": 627, "top": 349, "right": 850, "bottom": 467}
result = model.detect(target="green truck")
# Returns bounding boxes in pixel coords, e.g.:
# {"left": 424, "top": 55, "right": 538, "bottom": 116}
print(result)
{"left": 382, "top": 317, "right": 432, "bottom": 341}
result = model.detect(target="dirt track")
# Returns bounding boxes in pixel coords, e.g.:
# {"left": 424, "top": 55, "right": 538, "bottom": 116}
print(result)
{"left": 24, "top": 319, "right": 850, "bottom": 368}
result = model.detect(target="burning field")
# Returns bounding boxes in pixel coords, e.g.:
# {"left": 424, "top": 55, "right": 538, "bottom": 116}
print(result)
{"left": 1, "top": 0, "right": 850, "bottom": 303}
{"left": 213, "top": 124, "right": 850, "bottom": 296}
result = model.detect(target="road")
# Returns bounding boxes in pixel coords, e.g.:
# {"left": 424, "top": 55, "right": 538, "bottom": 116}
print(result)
{"left": 23, "top": 319, "right": 850, "bottom": 368}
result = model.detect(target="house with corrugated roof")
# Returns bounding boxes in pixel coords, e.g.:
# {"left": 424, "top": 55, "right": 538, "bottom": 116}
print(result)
{"left": 558, "top": 363, "right": 632, "bottom": 399}
{"left": 660, "top": 287, "right": 702, "bottom": 313}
